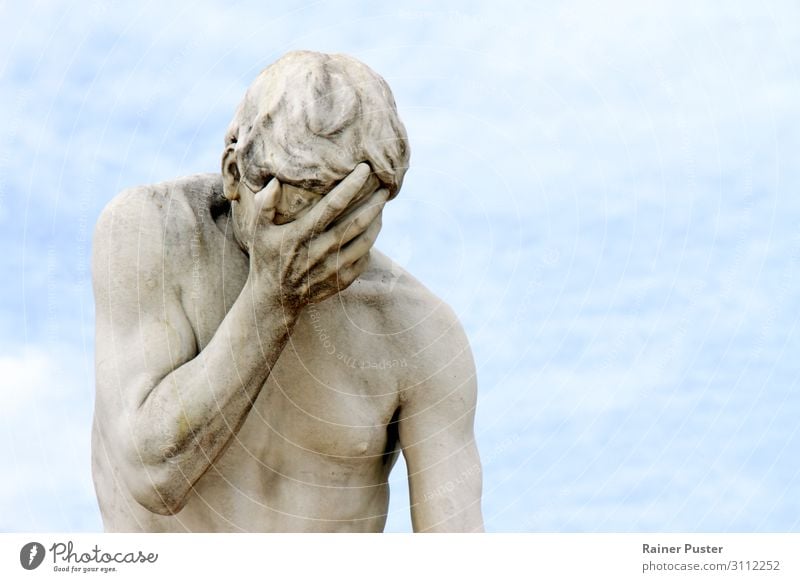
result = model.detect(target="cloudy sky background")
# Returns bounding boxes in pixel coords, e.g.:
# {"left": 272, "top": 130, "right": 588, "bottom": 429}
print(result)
{"left": 1, "top": 0, "right": 799, "bottom": 532}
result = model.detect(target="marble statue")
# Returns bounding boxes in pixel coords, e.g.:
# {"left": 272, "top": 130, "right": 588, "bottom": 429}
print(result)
{"left": 91, "top": 51, "right": 483, "bottom": 532}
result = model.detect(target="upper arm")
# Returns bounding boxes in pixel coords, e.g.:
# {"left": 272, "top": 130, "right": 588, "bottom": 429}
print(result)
{"left": 398, "top": 303, "right": 484, "bottom": 532}
{"left": 93, "top": 189, "right": 197, "bottom": 465}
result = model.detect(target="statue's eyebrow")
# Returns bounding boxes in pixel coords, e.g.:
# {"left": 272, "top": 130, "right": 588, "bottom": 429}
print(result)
{"left": 240, "top": 163, "right": 272, "bottom": 190}
{"left": 280, "top": 177, "right": 331, "bottom": 196}
{"left": 242, "top": 158, "right": 333, "bottom": 195}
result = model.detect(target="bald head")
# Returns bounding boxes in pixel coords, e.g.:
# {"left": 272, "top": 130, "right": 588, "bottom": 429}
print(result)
{"left": 223, "top": 51, "right": 410, "bottom": 199}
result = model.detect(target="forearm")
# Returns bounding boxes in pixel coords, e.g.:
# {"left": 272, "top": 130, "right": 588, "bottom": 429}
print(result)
{"left": 128, "top": 277, "right": 297, "bottom": 512}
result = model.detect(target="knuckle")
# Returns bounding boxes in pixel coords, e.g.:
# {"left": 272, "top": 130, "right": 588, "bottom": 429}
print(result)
{"left": 358, "top": 207, "right": 378, "bottom": 228}
{"left": 330, "top": 195, "right": 348, "bottom": 213}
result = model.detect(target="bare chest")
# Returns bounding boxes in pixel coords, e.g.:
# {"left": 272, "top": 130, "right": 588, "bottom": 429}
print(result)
{"left": 181, "top": 238, "right": 405, "bottom": 464}
{"left": 247, "top": 319, "right": 403, "bottom": 462}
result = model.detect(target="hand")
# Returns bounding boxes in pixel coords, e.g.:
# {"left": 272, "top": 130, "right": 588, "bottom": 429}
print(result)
{"left": 245, "top": 163, "right": 388, "bottom": 311}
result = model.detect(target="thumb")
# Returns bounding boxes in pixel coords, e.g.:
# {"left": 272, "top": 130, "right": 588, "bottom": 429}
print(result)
{"left": 253, "top": 178, "right": 282, "bottom": 226}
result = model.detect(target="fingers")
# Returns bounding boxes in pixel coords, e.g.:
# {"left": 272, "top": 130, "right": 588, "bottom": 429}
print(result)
{"left": 252, "top": 164, "right": 387, "bottom": 305}
{"left": 335, "top": 253, "right": 372, "bottom": 292}
{"left": 301, "top": 163, "right": 372, "bottom": 232}
{"left": 253, "top": 178, "right": 282, "bottom": 228}
{"left": 314, "top": 188, "right": 388, "bottom": 254}
{"left": 333, "top": 172, "right": 380, "bottom": 227}
{"left": 333, "top": 209, "right": 383, "bottom": 268}
{"left": 306, "top": 255, "right": 367, "bottom": 303}
{"left": 304, "top": 212, "right": 381, "bottom": 300}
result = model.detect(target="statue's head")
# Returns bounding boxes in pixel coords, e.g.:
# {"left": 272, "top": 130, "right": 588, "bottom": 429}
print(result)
{"left": 222, "top": 50, "right": 410, "bottom": 225}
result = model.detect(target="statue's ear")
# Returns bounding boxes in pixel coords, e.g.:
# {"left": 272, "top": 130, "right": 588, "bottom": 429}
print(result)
{"left": 221, "top": 144, "right": 240, "bottom": 201}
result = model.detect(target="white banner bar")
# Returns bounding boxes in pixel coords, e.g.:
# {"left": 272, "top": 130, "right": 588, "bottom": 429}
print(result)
{"left": 1, "top": 534, "right": 797, "bottom": 581}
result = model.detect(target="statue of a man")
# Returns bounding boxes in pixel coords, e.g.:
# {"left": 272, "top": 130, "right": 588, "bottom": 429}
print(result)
{"left": 92, "top": 51, "right": 483, "bottom": 532}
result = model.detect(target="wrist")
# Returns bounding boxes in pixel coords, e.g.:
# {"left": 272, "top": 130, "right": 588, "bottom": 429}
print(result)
{"left": 243, "top": 272, "right": 303, "bottom": 323}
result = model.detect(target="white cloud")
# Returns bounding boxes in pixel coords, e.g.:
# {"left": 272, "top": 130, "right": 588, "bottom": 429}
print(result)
{"left": 0, "top": 349, "right": 52, "bottom": 417}
{"left": 0, "top": 346, "right": 99, "bottom": 531}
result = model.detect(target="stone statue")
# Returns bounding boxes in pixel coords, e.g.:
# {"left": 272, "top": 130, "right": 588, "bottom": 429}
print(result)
{"left": 91, "top": 51, "right": 483, "bottom": 532}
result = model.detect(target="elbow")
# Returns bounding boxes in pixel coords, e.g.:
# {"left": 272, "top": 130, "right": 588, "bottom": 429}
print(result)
{"left": 121, "top": 458, "right": 190, "bottom": 516}
{"left": 133, "top": 485, "right": 188, "bottom": 517}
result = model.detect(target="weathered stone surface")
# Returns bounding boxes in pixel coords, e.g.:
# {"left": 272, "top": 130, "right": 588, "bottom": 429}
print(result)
{"left": 92, "top": 51, "right": 483, "bottom": 532}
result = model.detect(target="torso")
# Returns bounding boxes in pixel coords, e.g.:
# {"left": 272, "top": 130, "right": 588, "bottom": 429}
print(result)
{"left": 94, "top": 174, "right": 436, "bottom": 532}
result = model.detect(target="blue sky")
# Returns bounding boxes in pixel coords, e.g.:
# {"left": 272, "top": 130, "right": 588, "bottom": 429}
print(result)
{"left": 1, "top": 0, "right": 799, "bottom": 532}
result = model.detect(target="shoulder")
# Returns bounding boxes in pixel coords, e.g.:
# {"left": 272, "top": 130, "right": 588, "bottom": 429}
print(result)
{"left": 93, "top": 173, "right": 223, "bottom": 247}
{"left": 92, "top": 173, "right": 225, "bottom": 298}
{"left": 359, "top": 252, "right": 478, "bottom": 417}
{"left": 354, "top": 250, "right": 475, "bottom": 382}
{"left": 360, "top": 249, "right": 465, "bottom": 332}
